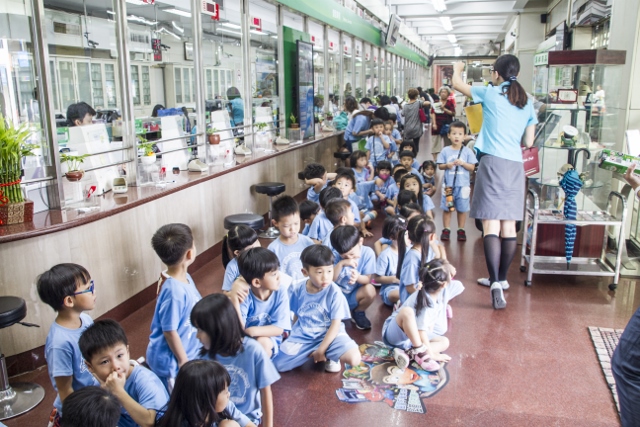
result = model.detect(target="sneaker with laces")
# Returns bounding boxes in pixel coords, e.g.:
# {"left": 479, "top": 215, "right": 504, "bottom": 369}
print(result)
{"left": 407, "top": 345, "right": 441, "bottom": 371}
{"left": 325, "top": 360, "right": 341, "bottom": 373}
{"left": 490, "top": 282, "right": 507, "bottom": 309}
{"left": 440, "top": 228, "right": 451, "bottom": 241}
{"left": 351, "top": 310, "right": 372, "bottom": 330}
{"left": 393, "top": 348, "right": 410, "bottom": 370}
{"left": 457, "top": 229, "right": 467, "bottom": 241}
{"left": 477, "top": 278, "right": 510, "bottom": 290}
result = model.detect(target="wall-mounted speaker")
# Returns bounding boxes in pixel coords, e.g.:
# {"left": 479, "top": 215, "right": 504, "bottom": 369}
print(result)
{"left": 540, "top": 14, "right": 548, "bottom": 24}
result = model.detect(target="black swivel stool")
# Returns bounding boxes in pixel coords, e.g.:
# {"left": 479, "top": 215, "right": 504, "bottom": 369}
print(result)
{"left": 334, "top": 151, "right": 350, "bottom": 168}
{"left": 0, "top": 297, "right": 44, "bottom": 420}
{"left": 255, "top": 182, "right": 286, "bottom": 239}
{"left": 223, "top": 213, "right": 265, "bottom": 231}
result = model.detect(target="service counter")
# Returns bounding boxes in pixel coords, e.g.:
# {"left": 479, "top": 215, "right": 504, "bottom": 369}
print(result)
{"left": 0, "top": 132, "right": 342, "bottom": 370}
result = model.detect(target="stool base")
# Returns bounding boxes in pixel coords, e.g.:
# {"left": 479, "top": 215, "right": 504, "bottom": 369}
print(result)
{"left": 0, "top": 382, "right": 45, "bottom": 420}
{"left": 259, "top": 227, "right": 280, "bottom": 239}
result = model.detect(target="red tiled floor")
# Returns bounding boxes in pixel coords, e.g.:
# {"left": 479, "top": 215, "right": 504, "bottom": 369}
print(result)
{"left": 5, "top": 138, "right": 637, "bottom": 426}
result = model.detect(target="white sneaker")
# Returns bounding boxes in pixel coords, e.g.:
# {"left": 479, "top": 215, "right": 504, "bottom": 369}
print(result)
{"left": 477, "top": 278, "right": 510, "bottom": 290}
{"left": 490, "top": 282, "right": 507, "bottom": 310}
{"left": 325, "top": 360, "right": 341, "bottom": 373}
{"left": 393, "top": 348, "right": 410, "bottom": 370}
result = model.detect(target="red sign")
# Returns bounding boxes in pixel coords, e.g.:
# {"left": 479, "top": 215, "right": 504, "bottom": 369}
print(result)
{"left": 251, "top": 17, "right": 262, "bottom": 31}
{"left": 151, "top": 38, "right": 162, "bottom": 61}
{"left": 311, "top": 35, "right": 316, "bottom": 44}
{"left": 143, "top": 0, "right": 155, "bottom": 3}
{"left": 202, "top": 0, "right": 219, "bottom": 20}
{"left": 329, "top": 41, "right": 334, "bottom": 51}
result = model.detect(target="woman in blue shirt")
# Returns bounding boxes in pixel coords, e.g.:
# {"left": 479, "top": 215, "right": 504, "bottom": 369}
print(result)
{"left": 452, "top": 55, "right": 537, "bottom": 310}
{"left": 227, "top": 87, "right": 244, "bottom": 129}
{"left": 344, "top": 96, "right": 374, "bottom": 153}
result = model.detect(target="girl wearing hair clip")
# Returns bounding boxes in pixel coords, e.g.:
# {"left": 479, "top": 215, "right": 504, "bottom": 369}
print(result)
{"left": 373, "top": 215, "right": 409, "bottom": 307}
{"left": 382, "top": 258, "right": 464, "bottom": 372}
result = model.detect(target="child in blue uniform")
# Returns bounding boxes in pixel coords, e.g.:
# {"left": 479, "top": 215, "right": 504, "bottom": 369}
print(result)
{"left": 303, "top": 163, "right": 336, "bottom": 203}
{"left": 372, "top": 160, "right": 397, "bottom": 209}
{"left": 396, "top": 215, "right": 438, "bottom": 304}
{"left": 60, "top": 386, "right": 121, "bottom": 427}
{"left": 37, "top": 263, "right": 99, "bottom": 426}
{"left": 192, "top": 294, "right": 280, "bottom": 427}
{"left": 273, "top": 245, "right": 361, "bottom": 373}
{"left": 267, "top": 196, "right": 314, "bottom": 283}
{"left": 308, "top": 187, "right": 343, "bottom": 243}
{"left": 400, "top": 173, "right": 435, "bottom": 218}
{"left": 364, "top": 118, "right": 391, "bottom": 168}
{"left": 299, "top": 200, "right": 320, "bottom": 236}
{"left": 221, "top": 225, "right": 260, "bottom": 293}
{"left": 235, "top": 248, "right": 292, "bottom": 358}
{"left": 321, "top": 198, "right": 357, "bottom": 258}
{"left": 334, "top": 171, "right": 374, "bottom": 238}
{"left": 79, "top": 320, "right": 169, "bottom": 427}
{"left": 146, "top": 224, "right": 202, "bottom": 392}
{"left": 374, "top": 216, "right": 406, "bottom": 307}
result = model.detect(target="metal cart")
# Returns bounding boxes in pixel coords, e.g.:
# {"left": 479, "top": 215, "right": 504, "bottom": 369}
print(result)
{"left": 520, "top": 189, "right": 627, "bottom": 290}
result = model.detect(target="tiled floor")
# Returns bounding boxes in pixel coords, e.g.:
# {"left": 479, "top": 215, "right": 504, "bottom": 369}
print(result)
{"left": 5, "top": 136, "right": 638, "bottom": 426}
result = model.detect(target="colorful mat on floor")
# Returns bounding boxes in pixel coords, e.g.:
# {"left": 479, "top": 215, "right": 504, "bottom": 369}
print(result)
{"left": 588, "top": 326, "right": 624, "bottom": 415}
{"left": 336, "top": 343, "right": 449, "bottom": 413}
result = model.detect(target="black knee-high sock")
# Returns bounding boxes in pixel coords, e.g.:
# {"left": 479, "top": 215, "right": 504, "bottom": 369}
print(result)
{"left": 498, "top": 237, "right": 518, "bottom": 282}
{"left": 483, "top": 234, "right": 501, "bottom": 283}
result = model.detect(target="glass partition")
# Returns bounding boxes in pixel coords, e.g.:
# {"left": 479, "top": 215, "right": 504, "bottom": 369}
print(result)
{"left": 327, "top": 29, "right": 340, "bottom": 109}
{"left": 364, "top": 43, "right": 372, "bottom": 97}
{"left": 342, "top": 35, "right": 353, "bottom": 100}
{"left": 372, "top": 46, "right": 380, "bottom": 97}
{"left": 354, "top": 39, "right": 363, "bottom": 100}
{"left": 309, "top": 20, "right": 324, "bottom": 99}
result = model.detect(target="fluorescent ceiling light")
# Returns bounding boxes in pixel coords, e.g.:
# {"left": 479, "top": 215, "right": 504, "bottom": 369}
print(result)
{"left": 164, "top": 8, "right": 191, "bottom": 18}
{"left": 439, "top": 16, "right": 452, "bottom": 31}
{"left": 454, "top": 47, "right": 462, "bottom": 56}
{"left": 126, "top": 0, "right": 147, "bottom": 5}
{"left": 218, "top": 28, "right": 242, "bottom": 37}
{"left": 448, "top": 34, "right": 457, "bottom": 44}
{"left": 432, "top": 0, "right": 446, "bottom": 12}
{"left": 107, "top": 10, "right": 115, "bottom": 15}
{"left": 172, "top": 21, "right": 184, "bottom": 34}
{"left": 127, "top": 15, "right": 156, "bottom": 26}
{"left": 221, "top": 23, "right": 241, "bottom": 30}
{"left": 270, "top": 35, "right": 278, "bottom": 39}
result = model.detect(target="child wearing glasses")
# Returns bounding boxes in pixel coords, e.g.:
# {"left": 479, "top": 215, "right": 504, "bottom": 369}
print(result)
{"left": 37, "top": 263, "right": 99, "bottom": 427}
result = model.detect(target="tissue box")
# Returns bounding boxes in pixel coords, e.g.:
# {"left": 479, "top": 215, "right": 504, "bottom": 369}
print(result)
{"left": 598, "top": 149, "right": 640, "bottom": 175}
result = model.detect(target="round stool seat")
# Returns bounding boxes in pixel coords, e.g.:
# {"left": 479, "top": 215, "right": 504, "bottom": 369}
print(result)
{"left": 0, "top": 297, "right": 26, "bottom": 329}
{"left": 297, "top": 171, "right": 305, "bottom": 180}
{"left": 334, "top": 151, "right": 350, "bottom": 160}
{"left": 224, "top": 214, "right": 265, "bottom": 230}
{"left": 255, "top": 182, "right": 285, "bottom": 197}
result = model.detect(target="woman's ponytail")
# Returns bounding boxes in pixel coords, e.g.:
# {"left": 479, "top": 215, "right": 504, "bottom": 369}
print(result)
{"left": 494, "top": 54, "right": 528, "bottom": 109}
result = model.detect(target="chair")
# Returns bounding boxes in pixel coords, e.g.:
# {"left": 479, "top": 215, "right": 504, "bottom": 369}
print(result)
{"left": 254, "top": 182, "right": 286, "bottom": 239}
{"left": 223, "top": 213, "right": 265, "bottom": 231}
{"left": 0, "top": 296, "right": 44, "bottom": 420}
{"left": 334, "top": 151, "right": 350, "bottom": 168}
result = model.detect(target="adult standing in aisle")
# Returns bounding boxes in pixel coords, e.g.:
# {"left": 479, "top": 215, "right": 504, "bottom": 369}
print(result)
{"left": 451, "top": 55, "right": 537, "bottom": 310}
{"left": 401, "top": 88, "right": 431, "bottom": 154}
{"left": 430, "top": 87, "right": 456, "bottom": 161}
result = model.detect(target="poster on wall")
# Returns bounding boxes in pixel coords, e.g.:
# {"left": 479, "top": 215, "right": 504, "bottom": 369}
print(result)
{"left": 296, "top": 40, "right": 314, "bottom": 140}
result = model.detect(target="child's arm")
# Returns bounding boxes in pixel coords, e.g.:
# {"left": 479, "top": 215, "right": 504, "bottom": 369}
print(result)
{"left": 366, "top": 164, "right": 375, "bottom": 180}
{"left": 163, "top": 331, "right": 189, "bottom": 368}
{"left": 356, "top": 274, "right": 371, "bottom": 285}
{"left": 310, "top": 319, "right": 342, "bottom": 363}
{"left": 333, "top": 259, "right": 358, "bottom": 282}
{"left": 105, "top": 372, "right": 157, "bottom": 427}
{"left": 54, "top": 376, "right": 74, "bottom": 403}
{"left": 245, "top": 325, "right": 284, "bottom": 338}
{"left": 381, "top": 135, "right": 390, "bottom": 150}
{"left": 405, "top": 282, "right": 423, "bottom": 296}
{"left": 326, "top": 172, "right": 337, "bottom": 181}
{"left": 230, "top": 292, "right": 246, "bottom": 328}
{"left": 260, "top": 386, "right": 274, "bottom": 427}
{"left": 360, "top": 221, "right": 373, "bottom": 238}
{"left": 226, "top": 278, "right": 250, "bottom": 303}
{"left": 304, "top": 178, "right": 326, "bottom": 195}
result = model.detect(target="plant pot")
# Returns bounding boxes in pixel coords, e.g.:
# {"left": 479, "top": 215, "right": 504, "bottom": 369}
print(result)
{"left": 0, "top": 200, "right": 34, "bottom": 226}
{"left": 290, "top": 124, "right": 299, "bottom": 129}
{"left": 65, "top": 170, "right": 84, "bottom": 182}
{"left": 140, "top": 154, "right": 156, "bottom": 165}
{"left": 208, "top": 134, "right": 220, "bottom": 145}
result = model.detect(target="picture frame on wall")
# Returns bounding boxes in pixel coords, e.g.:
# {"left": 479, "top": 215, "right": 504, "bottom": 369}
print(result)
{"left": 184, "top": 42, "right": 194, "bottom": 61}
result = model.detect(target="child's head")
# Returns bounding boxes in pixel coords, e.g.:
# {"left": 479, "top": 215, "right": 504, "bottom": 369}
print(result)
{"left": 319, "top": 186, "right": 343, "bottom": 209}
{"left": 79, "top": 319, "right": 129, "bottom": 383}
{"left": 330, "top": 225, "right": 362, "bottom": 259}
{"left": 382, "top": 215, "right": 407, "bottom": 241}
{"left": 399, "top": 202, "right": 423, "bottom": 220}
{"left": 420, "top": 160, "right": 437, "bottom": 177}
{"left": 221, "top": 225, "right": 259, "bottom": 267}
{"left": 397, "top": 189, "right": 417, "bottom": 208}
{"left": 334, "top": 172, "right": 356, "bottom": 198}
{"left": 303, "top": 162, "right": 327, "bottom": 181}
{"left": 158, "top": 360, "right": 231, "bottom": 427}
{"left": 299, "top": 200, "right": 320, "bottom": 225}
{"left": 400, "top": 173, "right": 422, "bottom": 197}
{"left": 325, "top": 198, "right": 355, "bottom": 226}
{"left": 237, "top": 247, "right": 281, "bottom": 290}
{"left": 370, "top": 118, "right": 385, "bottom": 134}
{"left": 151, "top": 223, "right": 195, "bottom": 268}
{"left": 349, "top": 150, "right": 368, "bottom": 170}
{"left": 61, "top": 386, "right": 121, "bottom": 427}
{"left": 300, "top": 245, "right": 335, "bottom": 290}
{"left": 399, "top": 141, "right": 416, "bottom": 154}
{"left": 388, "top": 113, "right": 397, "bottom": 124}
{"left": 376, "top": 160, "right": 392, "bottom": 180}
{"left": 399, "top": 150, "right": 415, "bottom": 170}
{"left": 396, "top": 215, "right": 436, "bottom": 279}
{"left": 272, "top": 196, "right": 300, "bottom": 239}
{"left": 448, "top": 120, "right": 467, "bottom": 146}
{"left": 384, "top": 121, "right": 393, "bottom": 133}
{"left": 37, "top": 263, "right": 95, "bottom": 313}
{"left": 415, "top": 259, "right": 452, "bottom": 315}
{"left": 393, "top": 167, "right": 408, "bottom": 186}
{"left": 191, "top": 294, "right": 244, "bottom": 359}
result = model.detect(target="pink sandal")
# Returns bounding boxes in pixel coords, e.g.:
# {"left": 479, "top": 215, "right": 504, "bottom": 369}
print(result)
{"left": 407, "top": 345, "right": 440, "bottom": 371}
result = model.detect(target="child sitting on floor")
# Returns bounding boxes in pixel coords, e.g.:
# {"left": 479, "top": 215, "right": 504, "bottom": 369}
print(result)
{"left": 221, "top": 225, "right": 260, "bottom": 294}
{"left": 333, "top": 171, "right": 374, "bottom": 238}
{"left": 303, "top": 163, "right": 336, "bottom": 204}
{"left": 299, "top": 200, "right": 320, "bottom": 236}
{"left": 60, "top": 386, "right": 120, "bottom": 427}
{"left": 321, "top": 198, "right": 357, "bottom": 257}
{"left": 308, "top": 186, "right": 343, "bottom": 243}
{"left": 374, "top": 215, "right": 407, "bottom": 308}
{"left": 372, "top": 161, "right": 398, "bottom": 211}
{"left": 400, "top": 173, "right": 435, "bottom": 218}
{"left": 419, "top": 160, "right": 437, "bottom": 198}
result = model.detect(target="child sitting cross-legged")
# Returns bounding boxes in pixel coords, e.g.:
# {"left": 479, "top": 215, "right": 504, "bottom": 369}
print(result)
{"left": 299, "top": 200, "right": 320, "bottom": 236}
{"left": 221, "top": 225, "right": 260, "bottom": 295}
{"left": 372, "top": 160, "right": 398, "bottom": 210}
{"left": 321, "top": 198, "right": 356, "bottom": 256}
{"left": 400, "top": 173, "right": 435, "bottom": 218}
{"left": 273, "top": 245, "right": 362, "bottom": 374}
{"left": 333, "top": 171, "right": 374, "bottom": 238}
{"left": 374, "top": 215, "right": 407, "bottom": 308}
{"left": 233, "top": 247, "right": 292, "bottom": 358}
{"left": 79, "top": 319, "right": 169, "bottom": 427}
{"left": 303, "top": 162, "right": 337, "bottom": 204}
{"left": 330, "top": 225, "right": 377, "bottom": 330}
{"left": 419, "top": 160, "right": 437, "bottom": 198}
{"left": 308, "top": 186, "right": 343, "bottom": 243}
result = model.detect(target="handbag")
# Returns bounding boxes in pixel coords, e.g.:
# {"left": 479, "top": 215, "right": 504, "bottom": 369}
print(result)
{"left": 439, "top": 123, "right": 450, "bottom": 136}
{"left": 522, "top": 146, "right": 540, "bottom": 176}
{"left": 464, "top": 104, "right": 483, "bottom": 134}
{"left": 419, "top": 107, "right": 427, "bottom": 123}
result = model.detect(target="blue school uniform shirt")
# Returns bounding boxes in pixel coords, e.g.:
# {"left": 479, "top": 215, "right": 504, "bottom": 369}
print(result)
{"left": 308, "top": 211, "right": 333, "bottom": 241}
{"left": 321, "top": 228, "right": 341, "bottom": 260}
{"left": 375, "top": 176, "right": 396, "bottom": 197}
{"left": 376, "top": 246, "right": 398, "bottom": 278}
{"left": 421, "top": 194, "right": 435, "bottom": 212}
{"left": 352, "top": 180, "right": 376, "bottom": 211}
{"left": 218, "top": 401, "right": 252, "bottom": 427}
{"left": 288, "top": 281, "right": 351, "bottom": 342}
{"left": 45, "top": 313, "right": 98, "bottom": 412}
{"left": 410, "top": 167, "right": 425, "bottom": 184}
{"left": 437, "top": 146, "right": 478, "bottom": 187}
{"left": 471, "top": 82, "right": 538, "bottom": 162}
{"left": 301, "top": 223, "right": 310, "bottom": 236}
{"left": 347, "top": 195, "right": 362, "bottom": 222}
{"left": 344, "top": 114, "right": 371, "bottom": 145}
{"left": 365, "top": 134, "right": 391, "bottom": 165}
{"left": 399, "top": 247, "right": 435, "bottom": 303}
{"left": 207, "top": 337, "right": 280, "bottom": 423}
{"left": 307, "top": 182, "right": 327, "bottom": 203}
{"left": 268, "top": 234, "right": 314, "bottom": 283}
{"left": 391, "top": 129, "right": 402, "bottom": 144}
{"left": 119, "top": 364, "right": 169, "bottom": 427}
{"left": 240, "top": 288, "right": 292, "bottom": 332}
{"left": 146, "top": 274, "right": 202, "bottom": 379}
{"left": 334, "top": 246, "right": 376, "bottom": 295}
{"left": 222, "top": 258, "right": 241, "bottom": 291}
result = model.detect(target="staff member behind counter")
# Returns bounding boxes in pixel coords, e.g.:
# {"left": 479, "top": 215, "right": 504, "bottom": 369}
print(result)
{"left": 66, "top": 102, "right": 96, "bottom": 127}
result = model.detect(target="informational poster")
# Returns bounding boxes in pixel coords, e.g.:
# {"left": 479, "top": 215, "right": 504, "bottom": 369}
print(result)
{"left": 296, "top": 40, "right": 315, "bottom": 140}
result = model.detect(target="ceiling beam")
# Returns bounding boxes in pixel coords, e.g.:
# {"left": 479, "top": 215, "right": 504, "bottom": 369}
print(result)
{"left": 416, "top": 26, "right": 505, "bottom": 34}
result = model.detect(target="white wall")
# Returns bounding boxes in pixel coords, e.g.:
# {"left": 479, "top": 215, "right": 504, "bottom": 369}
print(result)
{"left": 516, "top": 12, "right": 547, "bottom": 94}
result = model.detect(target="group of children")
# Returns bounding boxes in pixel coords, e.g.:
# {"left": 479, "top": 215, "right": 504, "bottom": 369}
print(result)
{"left": 35, "top": 119, "right": 476, "bottom": 427}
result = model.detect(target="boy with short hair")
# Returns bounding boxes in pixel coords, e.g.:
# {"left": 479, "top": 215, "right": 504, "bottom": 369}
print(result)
{"left": 333, "top": 172, "right": 373, "bottom": 238}
{"left": 235, "top": 247, "right": 292, "bottom": 358}
{"left": 299, "top": 200, "right": 320, "bottom": 236}
{"left": 60, "top": 386, "right": 121, "bottom": 427}
{"left": 321, "top": 198, "right": 356, "bottom": 257}
{"left": 398, "top": 141, "right": 421, "bottom": 170}
{"left": 437, "top": 121, "right": 478, "bottom": 242}
{"left": 303, "top": 163, "right": 336, "bottom": 203}
{"left": 308, "top": 186, "right": 343, "bottom": 243}
{"left": 267, "top": 196, "right": 314, "bottom": 283}
{"left": 364, "top": 118, "right": 391, "bottom": 168}
{"left": 399, "top": 150, "right": 424, "bottom": 184}
{"left": 37, "top": 263, "right": 99, "bottom": 426}
{"left": 146, "top": 223, "right": 202, "bottom": 392}
{"left": 330, "top": 225, "right": 377, "bottom": 330}
{"left": 272, "top": 245, "right": 361, "bottom": 373}
{"left": 79, "top": 320, "right": 169, "bottom": 427}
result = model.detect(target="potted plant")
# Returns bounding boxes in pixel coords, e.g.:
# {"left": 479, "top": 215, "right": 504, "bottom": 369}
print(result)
{"left": 138, "top": 138, "right": 157, "bottom": 165}
{"left": 60, "top": 153, "right": 90, "bottom": 181}
{"left": 289, "top": 113, "right": 299, "bottom": 129}
{"left": 0, "top": 114, "right": 37, "bottom": 225}
{"left": 206, "top": 127, "right": 220, "bottom": 145}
